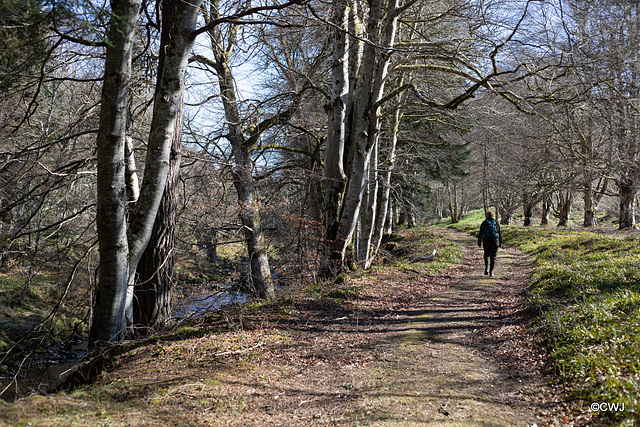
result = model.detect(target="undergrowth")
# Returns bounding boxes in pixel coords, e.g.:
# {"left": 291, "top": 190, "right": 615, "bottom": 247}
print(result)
{"left": 451, "top": 210, "right": 640, "bottom": 424}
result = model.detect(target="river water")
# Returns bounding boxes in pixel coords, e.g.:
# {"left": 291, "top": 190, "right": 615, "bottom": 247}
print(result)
{"left": 172, "top": 283, "right": 251, "bottom": 319}
{"left": 0, "top": 340, "right": 87, "bottom": 401}
{"left": 0, "top": 283, "right": 251, "bottom": 401}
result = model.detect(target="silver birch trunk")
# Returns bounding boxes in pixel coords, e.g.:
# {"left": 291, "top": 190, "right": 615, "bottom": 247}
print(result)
{"left": 125, "top": 136, "right": 140, "bottom": 203}
{"left": 367, "top": 106, "right": 401, "bottom": 268}
{"left": 343, "top": 0, "right": 363, "bottom": 174}
{"left": 134, "top": 0, "right": 186, "bottom": 332}
{"left": 133, "top": 117, "right": 181, "bottom": 330}
{"left": 329, "top": 0, "right": 399, "bottom": 268}
{"left": 384, "top": 199, "right": 393, "bottom": 234}
{"left": 91, "top": 0, "right": 141, "bottom": 346}
{"left": 125, "top": 0, "right": 202, "bottom": 320}
{"left": 359, "top": 139, "right": 378, "bottom": 265}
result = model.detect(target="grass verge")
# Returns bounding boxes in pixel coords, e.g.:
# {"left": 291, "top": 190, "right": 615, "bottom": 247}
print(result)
{"left": 450, "top": 210, "right": 640, "bottom": 424}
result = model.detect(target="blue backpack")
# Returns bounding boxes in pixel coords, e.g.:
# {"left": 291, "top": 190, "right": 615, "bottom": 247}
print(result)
{"left": 483, "top": 219, "right": 499, "bottom": 240}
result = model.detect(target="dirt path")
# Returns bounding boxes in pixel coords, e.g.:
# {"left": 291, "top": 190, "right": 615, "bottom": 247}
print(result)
{"left": 209, "top": 227, "right": 556, "bottom": 426}
{"left": 361, "top": 228, "right": 547, "bottom": 425}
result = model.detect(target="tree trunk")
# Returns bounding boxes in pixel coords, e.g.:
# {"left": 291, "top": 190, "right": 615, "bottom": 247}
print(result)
{"left": 498, "top": 207, "right": 512, "bottom": 225}
{"left": 90, "top": 0, "right": 201, "bottom": 347}
{"left": 406, "top": 205, "right": 416, "bottom": 228}
{"left": 619, "top": 178, "right": 637, "bottom": 229}
{"left": 126, "top": 0, "right": 201, "bottom": 320}
{"left": 125, "top": 137, "right": 140, "bottom": 203}
{"left": 233, "top": 164, "right": 274, "bottom": 298}
{"left": 320, "top": 0, "right": 350, "bottom": 277}
{"left": 206, "top": 10, "right": 273, "bottom": 299}
{"left": 448, "top": 183, "right": 460, "bottom": 223}
{"left": 368, "top": 105, "right": 401, "bottom": 268}
{"left": 206, "top": 228, "right": 219, "bottom": 262}
{"left": 133, "top": 129, "right": 180, "bottom": 329}
{"left": 327, "top": 0, "right": 399, "bottom": 272}
{"left": 398, "top": 209, "right": 406, "bottom": 226}
{"left": 556, "top": 191, "right": 573, "bottom": 227}
{"left": 523, "top": 199, "right": 534, "bottom": 226}
{"left": 133, "top": 0, "right": 185, "bottom": 333}
{"left": 358, "top": 139, "right": 378, "bottom": 264}
{"left": 540, "top": 195, "right": 551, "bottom": 226}
{"left": 384, "top": 199, "right": 394, "bottom": 234}
{"left": 583, "top": 187, "right": 597, "bottom": 227}
{"left": 133, "top": 108, "right": 182, "bottom": 330}
{"left": 90, "top": 0, "right": 142, "bottom": 346}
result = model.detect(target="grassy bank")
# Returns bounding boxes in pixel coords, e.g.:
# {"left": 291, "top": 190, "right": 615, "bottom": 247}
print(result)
{"left": 0, "top": 271, "right": 88, "bottom": 360}
{"left": 0, "top": 225, "right": 466, "bottom": 425}
{"left": 450, "top": 210, "right": 640, "bottom": 424}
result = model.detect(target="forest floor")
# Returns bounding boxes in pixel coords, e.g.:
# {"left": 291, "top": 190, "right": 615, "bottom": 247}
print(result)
{"left": 1, "top": 227, "right": 574, "bottom": 426}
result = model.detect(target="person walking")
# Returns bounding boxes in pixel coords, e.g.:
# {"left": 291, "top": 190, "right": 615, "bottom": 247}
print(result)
{"left": 478, "top": 211, "right": 503, "bottom": 276}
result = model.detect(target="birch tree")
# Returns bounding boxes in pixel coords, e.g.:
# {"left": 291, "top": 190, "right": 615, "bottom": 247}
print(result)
{"left": 321, "top": 0, "right": 401, "bottom": 275}
{"left": 318, "top": 0, "right": 544, "bottom": 274}
{"left": 193, "top": 0, "right": 308, "bottom": 299}
{"left": 320, "top": 0, "right": 349, "bottom": 275}
{"left": 366, "top": 99, "right": 403, "bottom": 267}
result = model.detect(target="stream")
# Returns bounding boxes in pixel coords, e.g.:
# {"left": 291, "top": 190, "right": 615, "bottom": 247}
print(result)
{"left": 172, "top": 282, "right": 252, "bottom": 320}
{"left": 0, "top": 282, "right": 253, "bottom": 402}
{"left": 0, "top": 340, "right": 87, "bottom": 402}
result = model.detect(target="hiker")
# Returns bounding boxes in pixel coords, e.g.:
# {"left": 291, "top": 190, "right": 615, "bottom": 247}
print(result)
{"left": 478, "top": 211, "right": 503, "bottom": 276}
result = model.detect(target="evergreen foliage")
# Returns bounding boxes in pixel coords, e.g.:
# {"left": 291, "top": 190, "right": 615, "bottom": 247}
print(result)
{"left": 0, "top": 0, "right": 47, "bottom": 93}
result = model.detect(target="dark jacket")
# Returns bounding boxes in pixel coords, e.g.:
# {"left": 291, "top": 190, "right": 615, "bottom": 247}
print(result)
{"left": 478, "top": 219, "right": 503, "bottom": 247}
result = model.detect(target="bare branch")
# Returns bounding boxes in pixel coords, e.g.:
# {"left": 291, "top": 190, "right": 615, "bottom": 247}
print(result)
{"left": 190, "top": 0, "right": 308, "bottom": 38}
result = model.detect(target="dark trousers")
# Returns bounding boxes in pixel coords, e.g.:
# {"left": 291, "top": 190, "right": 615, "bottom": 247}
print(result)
{"left": 482, "top": 239, "right": 499, "bottom": 272}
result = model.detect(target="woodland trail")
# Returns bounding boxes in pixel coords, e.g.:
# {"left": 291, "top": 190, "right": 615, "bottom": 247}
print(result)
{"left": 227, "top": 227, "right": 557, "bottom": 426}
{"left": 365, "top": 227, "right": 550, "bottom": 426}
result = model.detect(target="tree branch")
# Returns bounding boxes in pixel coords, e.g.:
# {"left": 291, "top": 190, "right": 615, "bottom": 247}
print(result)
{"left": 49, "top": 27, "right": 107, "bottom": 47}
{"left": 190, "top": 0, "right": 308, "bottom": 38}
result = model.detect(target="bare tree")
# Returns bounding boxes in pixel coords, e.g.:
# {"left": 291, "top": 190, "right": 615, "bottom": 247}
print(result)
{"left": 553, "top": 0, "right": 640, "bottom": 228}
{"left": 91, "top": 0, "right": 202, "bottom": 346}
{"left": 192, "top": 0, "right": 309, "bottom": 298}
{"left": 321, "top": 0, "right": 402, "bottom": 275}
